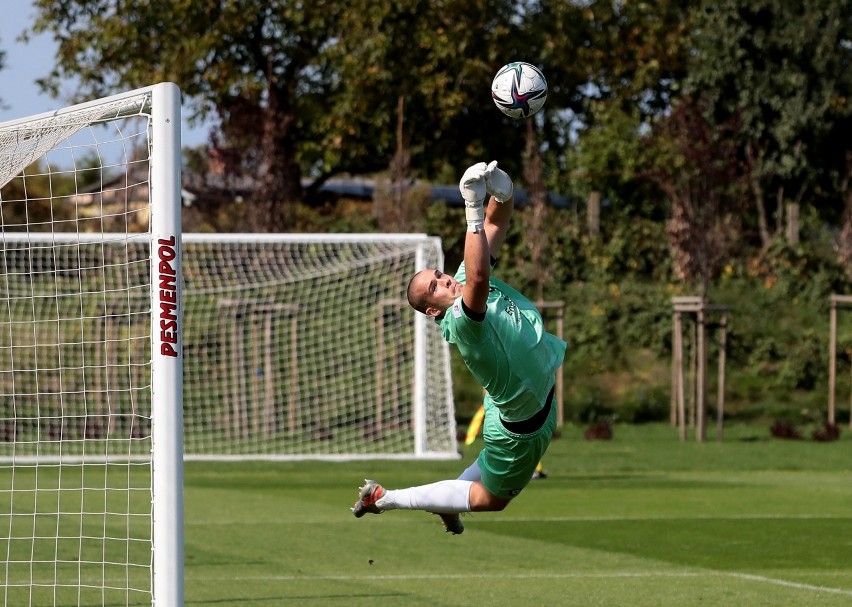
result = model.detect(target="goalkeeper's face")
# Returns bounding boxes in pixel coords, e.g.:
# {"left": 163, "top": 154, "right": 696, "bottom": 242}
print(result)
{"left": 407, "top": 269, "right": 463, "bottom": 318}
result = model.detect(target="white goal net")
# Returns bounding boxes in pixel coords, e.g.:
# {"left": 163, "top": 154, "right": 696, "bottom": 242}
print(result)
{"left": 0, "top": 84, "right": 183, "bottom": 606}
{"left": 181, "top": 233, "right": 458, "bottom": 461}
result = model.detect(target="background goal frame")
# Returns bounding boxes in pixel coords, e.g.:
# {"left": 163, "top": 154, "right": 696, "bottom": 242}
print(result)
{"left": 179, "top": 232, "right": 458, "bottom": 462}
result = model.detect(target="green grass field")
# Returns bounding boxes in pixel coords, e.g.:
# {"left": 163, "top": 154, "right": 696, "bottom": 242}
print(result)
{"left": 183, "top": 423, "right": 852, "bottom": 607}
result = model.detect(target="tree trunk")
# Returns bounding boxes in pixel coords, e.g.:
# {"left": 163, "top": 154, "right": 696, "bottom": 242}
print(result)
{"left": 774, "top": 186, "right": 785, "bottom": 239}
{"left": 785, "top": 203, "right": 799, "bottom": 247}
{"left": 587, "top": 191, "right": 601, "bottom": 238}
{"left": 376, "top": 95, "right": 412, "bottom": 232}
{"left": 746, "top": 143, "right": 771, "bottom": 248}
{"left": 667, "top": 198, "right": 694, "bottom": 282}
{"left": 838, "top": 152, "right": 852, "bottom": 272}
{"left": 251, "top": 95, "right": 302, "bottom": 232}
{"left": 523, "top": 121, "right": 548, "bottom": 302}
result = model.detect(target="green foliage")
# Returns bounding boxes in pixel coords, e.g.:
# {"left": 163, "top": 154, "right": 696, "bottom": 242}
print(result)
{"left": 0, "top": 156, "right": 116, "bottom": 231}
{"left": 291, "top": 199, "right": 379, "bottom": 233}
{"left": 572, "top": 384, "right": 614, "bottom": 424}
{"left": 571, "top": 102, "right": 644, "bottom": 194}
{"left": 745, "top": 237, "right": 848, "bottom": 302}
{"left": 620, "top": 386, "right": 671, "bottom": 423}
{"left": 775, "top": 329, "right": 824, "bottom": 391}
{"left": 21, "top": 0, "right": 850, "bottom": 243}
{"left": 589, "top": 217, "right": 672, "bottom": 282}
{"left": 687, "top": 0, "right": 851, "bottom": 235}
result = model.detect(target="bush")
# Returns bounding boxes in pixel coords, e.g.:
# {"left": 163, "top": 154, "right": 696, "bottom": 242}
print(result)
{"left": 812, "top": 422, "right": 841, "bottom": 442}
{"left": 621, "top": 387, "right": 670, "bottom": 423}
{"left": 572, "top": 385, "right": 615, "bottom": 424}
{"left": 584, "top": 420, "right": 614, "bottom": 440}
{"left": 769, "top": 420, "right": 803, "bottom": 440}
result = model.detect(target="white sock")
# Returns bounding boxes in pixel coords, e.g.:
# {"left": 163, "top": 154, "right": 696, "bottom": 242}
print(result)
{"left": 457, "top": 461, "right": 481, "bottom": 482}
{"left": 377, "top": 480, "right": 472, "bottom": 513}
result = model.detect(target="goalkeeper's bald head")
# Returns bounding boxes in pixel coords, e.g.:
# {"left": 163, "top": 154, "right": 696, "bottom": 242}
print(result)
{"left": 406, "top": 271, "right": 430, "bottom": 315}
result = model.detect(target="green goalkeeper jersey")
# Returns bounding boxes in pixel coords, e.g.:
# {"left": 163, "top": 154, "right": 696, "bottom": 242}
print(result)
{"left": 438, "top": 262, "right": 567, "bottom": 422}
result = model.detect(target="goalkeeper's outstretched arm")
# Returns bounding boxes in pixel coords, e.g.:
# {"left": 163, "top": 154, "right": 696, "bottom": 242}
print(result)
{"left": 462, "top": 223, "right": 491, "bottom": 314}
{"left": 457, "top": 162, "right": 492, "bottom": 314}
{"left": 458, "top": 159, "right": 515, "bottom": 314}
{"left": 484, "top": 193, "right": 513, "bottom": 254}
{"left": 483, "top": 161, "right": 514, "bottom": 256}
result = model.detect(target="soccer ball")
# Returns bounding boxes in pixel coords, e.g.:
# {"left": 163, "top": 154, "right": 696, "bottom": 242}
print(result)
{"left": 491, "top": 62, "right": 548, "bottom": 119}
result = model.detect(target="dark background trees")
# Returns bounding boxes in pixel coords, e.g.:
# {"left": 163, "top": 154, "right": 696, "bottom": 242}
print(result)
{"left": 686, "top": 0, "right": 852, "bottom": 250}
{"left": 22, "top": 0, "right": 849, "bottom": 252}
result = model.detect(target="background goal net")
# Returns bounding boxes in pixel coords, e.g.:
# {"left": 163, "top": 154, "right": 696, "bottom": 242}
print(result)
{"left": 181, "top": 233, "right": 457, "bottom": 461}
{"left": 0, "top": 84, "right": 183, "bottom": 606}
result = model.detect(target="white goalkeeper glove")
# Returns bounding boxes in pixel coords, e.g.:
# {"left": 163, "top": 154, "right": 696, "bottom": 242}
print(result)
{"left": 459, "top": 161, "right": 488, "bottom": 232}
{"left": 485, "top": 160, "right": 513, "bottom": 203}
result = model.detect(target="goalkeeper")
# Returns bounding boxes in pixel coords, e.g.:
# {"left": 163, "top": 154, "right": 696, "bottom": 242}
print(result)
{"left": 352, "top": 160, "right": 566, "bottom": 534}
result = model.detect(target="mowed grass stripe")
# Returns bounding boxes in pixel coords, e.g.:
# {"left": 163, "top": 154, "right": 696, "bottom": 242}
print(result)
{"left": 413, "top": 513, "right": 850, "bottom": 522}
{"left": 187, "top": 570, "right": 852, "bottom": 596}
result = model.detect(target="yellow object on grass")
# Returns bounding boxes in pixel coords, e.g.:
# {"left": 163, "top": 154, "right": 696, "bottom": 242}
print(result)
{"left": 464, "top": 405, "right": 486, "bottom": 446}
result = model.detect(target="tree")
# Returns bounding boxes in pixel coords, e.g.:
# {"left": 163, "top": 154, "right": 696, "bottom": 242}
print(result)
{"left": 0, "top": 157, "right": 99, "bottom": 230}
{"left": 642, "top": 98, "right": 747, "bottom": 294}
{"left": 572, "top": 0, "right": 694, "bottom": 118}
{"left": 318, "top": 0, "right": 521, "bottom": 191}
{"left": 27, "top": 0, "right": 553, "bottom": 230}
{"left": 838, "top": 149, "right": 852, "bottom": 272}
{"left": 686, "top": 0, "right": 852, "bottom": 249}
{"left": 30, "top": 1, "right": 353, "bottom": 229}
{"left": 547, "top": 0, "right": 695, "bottom": 218}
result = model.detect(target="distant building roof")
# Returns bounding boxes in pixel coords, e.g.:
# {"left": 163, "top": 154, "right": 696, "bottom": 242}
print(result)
{"left": 70, "top": 168, "right": 573, "bottom": 209}
{"left": 313, "top": 177, "right": 573, "bottom": 208}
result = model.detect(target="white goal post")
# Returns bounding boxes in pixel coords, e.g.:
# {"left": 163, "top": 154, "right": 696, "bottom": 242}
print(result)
{"left": 0, "top": 84, "right": 183, "bottom": 606}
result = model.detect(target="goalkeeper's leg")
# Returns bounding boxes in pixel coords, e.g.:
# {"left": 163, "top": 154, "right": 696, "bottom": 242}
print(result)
{"left": 457, "top": 460, "right": 482, "bottom": 482}
{"left": 433, "top": 460, "right": 482, "bottom": 534}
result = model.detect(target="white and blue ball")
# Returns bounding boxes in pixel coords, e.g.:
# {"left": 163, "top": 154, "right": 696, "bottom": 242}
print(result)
{"left": 491, "top": 62, "right": 548, "bottom": 119}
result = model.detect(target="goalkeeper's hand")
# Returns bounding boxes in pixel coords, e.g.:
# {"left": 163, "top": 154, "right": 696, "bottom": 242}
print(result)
{"left": 485, "top": 160, "right": 513, "bottom": 203}
{"left": 458, "top": 162, "right": 488, "bottom": 232}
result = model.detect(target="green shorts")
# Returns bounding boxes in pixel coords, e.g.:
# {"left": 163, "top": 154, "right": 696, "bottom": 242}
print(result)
{"left": 476, "top": 395, "right": 557, "bottom": 500}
